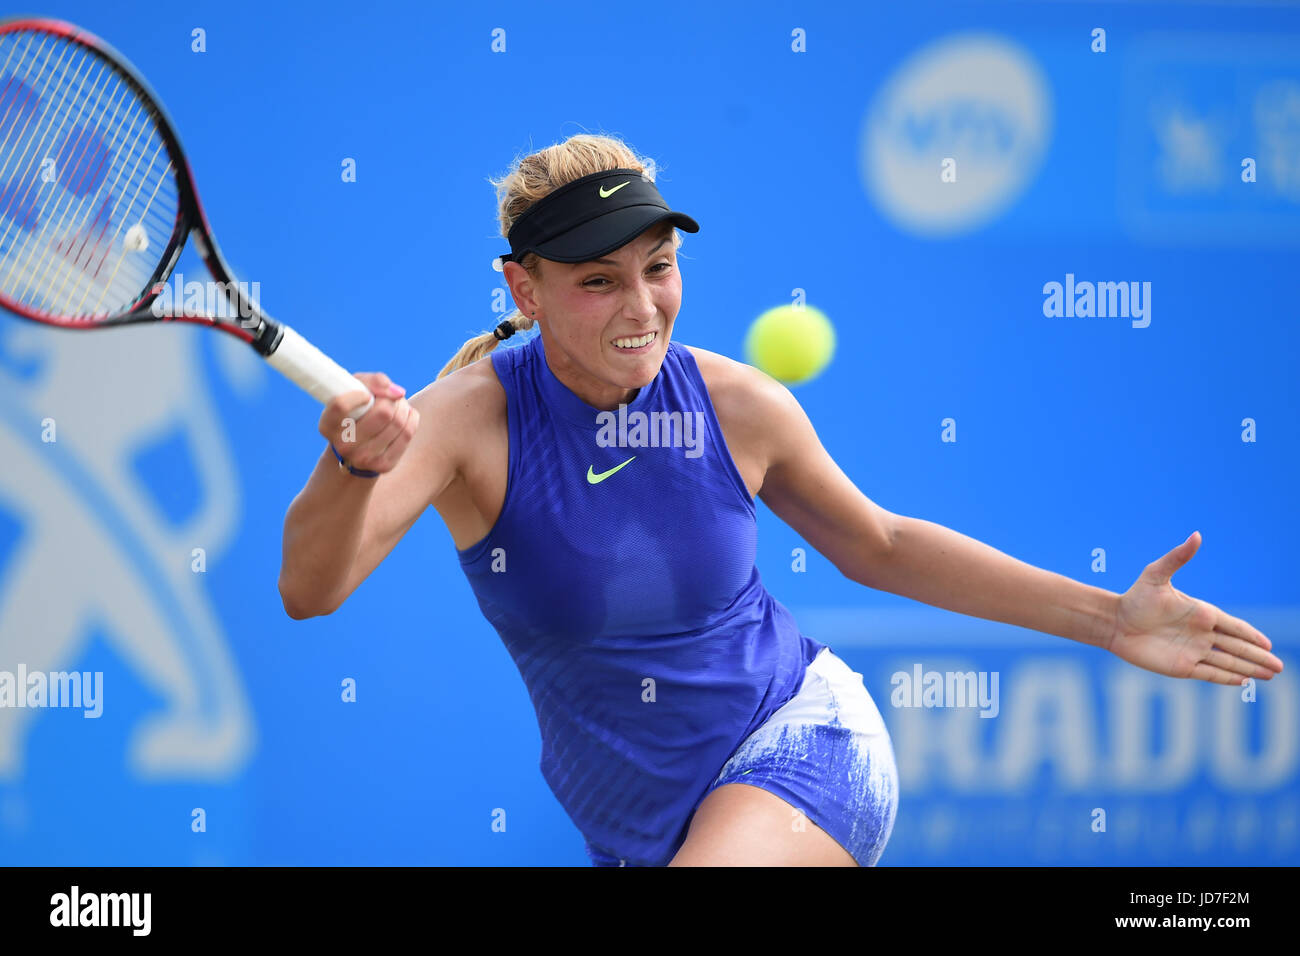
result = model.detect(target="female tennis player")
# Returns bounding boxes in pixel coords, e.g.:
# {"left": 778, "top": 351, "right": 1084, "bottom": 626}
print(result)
{"left": 278, "top": 134, "right": 1283, "bottom": 867}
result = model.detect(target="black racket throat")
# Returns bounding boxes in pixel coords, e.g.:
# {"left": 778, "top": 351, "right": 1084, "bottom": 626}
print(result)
{"left": 150, "top": 218, "right": 284, "bottom": 356}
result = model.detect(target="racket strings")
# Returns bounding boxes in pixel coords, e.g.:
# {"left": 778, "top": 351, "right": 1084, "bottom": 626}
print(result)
{"left": 1, "top": 37, "right": 109, "bottom": 306}
{"left": 0, "top": 28, "right": 179, "bottom": 320}
{"left": 0, "top": 32, "right": 175, "bottom": 314}
{"left": 2, "top": 33, "right": 178, "bottom": 317}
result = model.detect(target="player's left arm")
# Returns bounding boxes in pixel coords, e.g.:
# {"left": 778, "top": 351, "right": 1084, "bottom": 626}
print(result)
{"left": 746, "top": 363, "right": 1282, "bottom": 684}
{"left": 751, "top": 357, "right": 1114, "bottom": 647}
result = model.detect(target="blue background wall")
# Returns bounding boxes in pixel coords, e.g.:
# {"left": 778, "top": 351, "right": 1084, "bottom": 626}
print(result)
{"left": 1, "top": 0, "right": 1296, "bottom": 865}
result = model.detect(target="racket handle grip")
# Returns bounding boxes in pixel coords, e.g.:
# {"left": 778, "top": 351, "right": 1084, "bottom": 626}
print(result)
{"left": 266, "top": 323, "right": 374, "bottom": 420}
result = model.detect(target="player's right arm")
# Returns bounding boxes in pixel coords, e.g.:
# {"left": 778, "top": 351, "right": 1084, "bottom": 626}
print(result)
{"left": 277, "top": 369, "right": 466, "bottom": 619}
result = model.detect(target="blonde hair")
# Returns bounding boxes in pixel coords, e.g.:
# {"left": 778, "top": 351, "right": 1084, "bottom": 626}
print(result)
{"left": 437, "top": 134, "right": 685, "bottom": 380}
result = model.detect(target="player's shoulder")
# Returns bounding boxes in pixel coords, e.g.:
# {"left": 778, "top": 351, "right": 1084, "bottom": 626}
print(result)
{"left": 407, "top": 352, "right": 507, "bottom": 452}
{"left": 680, "top": 342, "right": 746, "bottom": 388}
{"left": 679, "top": 342, "right": 811, "bottom": 466}
{"left": 415, "top": 351, "right": 504, "bottom": 408}
{"left": 680, "top": 342, "right": 790, "bottom": 414}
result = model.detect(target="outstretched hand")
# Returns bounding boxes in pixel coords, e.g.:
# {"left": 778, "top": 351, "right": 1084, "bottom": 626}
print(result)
{"left": 1106, "top": 532, "right": 1283, "bottom": 685}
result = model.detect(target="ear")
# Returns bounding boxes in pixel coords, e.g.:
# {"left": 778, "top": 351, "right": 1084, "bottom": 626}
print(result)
{"left": 503, "top": 260, "right": 541, "bottom": 314}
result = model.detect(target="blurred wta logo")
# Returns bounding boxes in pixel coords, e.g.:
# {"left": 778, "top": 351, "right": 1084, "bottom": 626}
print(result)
{"left": 0, "top": 322, "right": 258, "bottom": 781}
{"left": 860, "top": 32, "right": 1052, "bottom": 236}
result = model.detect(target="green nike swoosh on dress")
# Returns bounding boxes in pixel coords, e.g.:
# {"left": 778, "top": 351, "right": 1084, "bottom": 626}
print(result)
{"left": 587, "top": 456, "right": 636, "bottom": 484}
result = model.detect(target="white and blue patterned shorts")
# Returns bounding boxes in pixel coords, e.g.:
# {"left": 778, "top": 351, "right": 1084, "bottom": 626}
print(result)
{"left": 700, "top": 645, "right": 899, "bottom": 866}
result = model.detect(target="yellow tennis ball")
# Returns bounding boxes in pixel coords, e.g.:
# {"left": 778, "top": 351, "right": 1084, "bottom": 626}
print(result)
{"left": 743, "top": 304, "right": 836, "bottom": 384}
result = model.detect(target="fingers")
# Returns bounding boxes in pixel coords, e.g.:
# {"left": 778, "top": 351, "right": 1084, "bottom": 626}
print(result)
{"left": 1177, "top": 592, "right": 1284, "bottom": 678}
{"left": 320, "top": 373, "right": 401, "bottom": 433}
{"left": 1190, "top": 598, "right": 1282, "bottom": 671}
{"left": 331, "top": 372, "right": 399, "bottom": 417}
{"left": 1201, "top": 646, "right": 1276, "bottom": 681}
{"left": 317, "top": 371, "right": 420, "bottom": 475}
{"left": 364, "top": 398, "right": 417, "bottom": 472}
{"left": 1191, "top": 603, "right": 1284, "bottom": 680}
{"left": 373, "top": 401, "right": 419, "bottom": 471}
{"left": 1214, "top": 610, "right": 1273, "bottom": 651}
{"left": 1142, "top": 532, "right": 1200, "bottom": 586}
{"left": 1189, "top": 661, "right": 1251, "bottom": 686}
{"left": 1205, "top": 633, "right": 1284, "bottom": 675}
{"left": 344, "top": 398, "right": 411, "bottom": 472}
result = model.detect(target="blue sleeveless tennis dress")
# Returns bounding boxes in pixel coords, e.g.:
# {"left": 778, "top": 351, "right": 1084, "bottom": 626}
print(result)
{"left": 456, "top": 331, "right": 832, "bottom": 865}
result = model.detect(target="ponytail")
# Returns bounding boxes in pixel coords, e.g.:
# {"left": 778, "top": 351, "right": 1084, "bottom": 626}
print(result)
{"left": 436, "top": 307, "right": 539, "bottom": 381}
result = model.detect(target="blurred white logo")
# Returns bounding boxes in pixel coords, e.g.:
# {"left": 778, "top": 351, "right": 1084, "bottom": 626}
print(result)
{"left": 861, "top": 32, "right": 1052, "bottom": 236}
{"left": 0, "top": 323, "right": 260, "bottom": 784}
{"left": 1254, "top": 80, "right": 1300, "bottom": 200}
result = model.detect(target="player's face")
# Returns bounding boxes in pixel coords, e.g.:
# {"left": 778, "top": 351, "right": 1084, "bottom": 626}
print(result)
{"left": 525, "top": 226, "right": 680, "bottom": 411}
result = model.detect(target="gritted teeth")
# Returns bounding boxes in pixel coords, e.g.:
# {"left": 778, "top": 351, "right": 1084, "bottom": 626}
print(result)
{"left": 613, "top": 331, "right": 656, "bottom": 349}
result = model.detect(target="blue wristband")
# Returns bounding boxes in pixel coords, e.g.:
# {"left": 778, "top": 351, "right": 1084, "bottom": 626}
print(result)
{"left": 330, "top": 442, "right": 379, "bottom": 478}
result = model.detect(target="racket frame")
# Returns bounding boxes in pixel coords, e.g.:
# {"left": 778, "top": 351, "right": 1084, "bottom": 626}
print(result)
{"left": 0, "top": 17, "right": 276, "bottom": 347}
{"left": 0, "top": 17, "right": 374, "bottom": 418}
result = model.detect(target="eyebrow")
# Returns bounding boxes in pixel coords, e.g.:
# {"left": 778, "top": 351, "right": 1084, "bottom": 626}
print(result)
{"left": 586, "top": 236, "right": 671, "bottom": 266}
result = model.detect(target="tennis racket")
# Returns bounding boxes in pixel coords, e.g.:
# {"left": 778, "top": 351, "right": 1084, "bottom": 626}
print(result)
{"left": 0, "top": 17, "right": 374, "bottom": 420}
